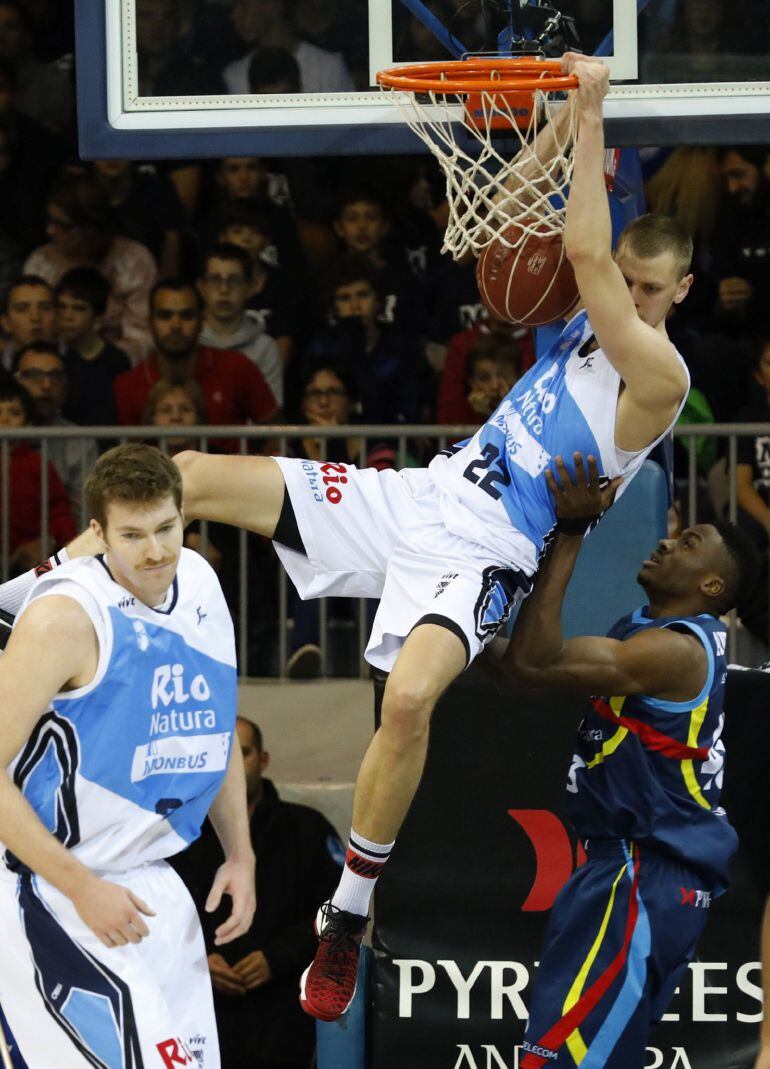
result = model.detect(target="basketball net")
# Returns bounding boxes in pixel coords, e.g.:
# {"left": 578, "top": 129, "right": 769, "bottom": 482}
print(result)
{"left": 377, "top": 64, "right": 578, "bottom": 261}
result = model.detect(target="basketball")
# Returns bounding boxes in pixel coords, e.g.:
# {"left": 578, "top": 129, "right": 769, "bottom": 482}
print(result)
{"left": 476, "top": 221, "right": 580, "bottom": 327}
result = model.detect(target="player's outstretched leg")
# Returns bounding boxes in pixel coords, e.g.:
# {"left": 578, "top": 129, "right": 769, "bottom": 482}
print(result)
{"left": 300, "top": 623, "right": 467, "bottom": 1021}
{"left": 174, "top": 451, "right": 287, "bottom": 536}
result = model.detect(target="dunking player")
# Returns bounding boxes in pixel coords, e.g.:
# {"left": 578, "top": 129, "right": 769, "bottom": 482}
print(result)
{"left": 0, "top": 444, "right": 255, "bottom": 1067}
{"left": 176, "top": 54, "right": 694, "bottom": 1021}
{"left": 504, "top": 454, "right": 758, "bottom": 1068}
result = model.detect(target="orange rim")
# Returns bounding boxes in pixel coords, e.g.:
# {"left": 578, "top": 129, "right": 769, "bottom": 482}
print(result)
{"left": 376, "top": 58, "right": 579, "bottom": 94}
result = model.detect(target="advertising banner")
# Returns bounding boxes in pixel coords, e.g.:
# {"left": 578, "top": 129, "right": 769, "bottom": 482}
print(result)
{"left": 372, "top": 668, "right": 764, "bottom": 1069}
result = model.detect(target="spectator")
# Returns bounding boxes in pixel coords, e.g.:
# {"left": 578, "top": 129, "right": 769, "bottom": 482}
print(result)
{"left": 0, "top": 377, "right": 76, "bottom": 570}
{"left": 143, "top": 376, "right": 207, "bottom": 456}
{"left": 722, "top": 335, "right": 770, "bottom": 644}
{"left": 223, "top": 0, "right": 354, "bottom": 94}
{"left": 333, "top": 186, "right": 427, "bottom": 333}
{"left": 425, "top": 253, "right": 489, "bottom": 351}
{"left": 198, "top": 157, "right": 305, "bottom": 283}
{"left": 114, "top": 278, "right": 278, "bottom": 446}
{"left": 217, "top": 205, "right": 299, "bottom": 367}
{"left": 198, "top": 242, "right": 283, "bottom": 407}
{"left": 55, "top": 266, "right": 130, "bottom": 426}
{"left": 1, "top": 273, "right": 55, "bottom": 371}
{"left": 0, "top": 57, "right": 68, "bottom": 195}
{"left": 284, "top": 361, "right": 396, "bottom": 677}
{"left": 24, "top": 174, "right": 158, "bottom": 362}
{"left": 91, "top": 160, "right": 187, "bottom": 276}
{"left": 303, "top": 256, "right": 433, "bottom": 425}
{"left": 704, "top": 146, "right": 770, "bottom": 337}
{"left": 247, "top": 45, "right": 301, "bottom": 94}
{"left": 13, "top": 341, "right": 98, "bottom": 514}
{"left": 136, "top": 0, "right": 225, "bottom": 96}
{"left": 457, "top": 336, "right": 522, "bottom": 423}
{"left": 143, "top": 377, "right": 228, "bottom": 577}
{"left": 293, "top": 0, "right": 368, "bottom": 87}
{"left": 172, "top": 717, "right": 344, "bottom": 1069}
{"left": 0, "top": 108, "right": 57, "bottom": 258}
{"left": 436, "top": 316, "right": 535, "bottom": 424}
{"left": 0, "top": 0, "right": 73, "bottom": 135}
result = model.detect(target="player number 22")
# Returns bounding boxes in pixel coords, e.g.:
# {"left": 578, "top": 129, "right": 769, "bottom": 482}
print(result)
{"left": 463, "top": 443, "right": 511, "bottom": 500}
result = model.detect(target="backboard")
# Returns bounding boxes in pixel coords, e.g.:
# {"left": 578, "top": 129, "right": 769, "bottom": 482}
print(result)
{"left": 76, "top": 0, "right": 770, "bottom": 159}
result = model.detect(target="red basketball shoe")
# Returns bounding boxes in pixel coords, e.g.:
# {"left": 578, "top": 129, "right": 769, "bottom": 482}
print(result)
{"left": 299, "top": 901, "right": 368, "bottom": 1021}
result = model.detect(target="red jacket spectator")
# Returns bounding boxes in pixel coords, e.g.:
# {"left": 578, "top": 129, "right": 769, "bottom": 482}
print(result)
{"left": 437, "top": 321, "right": 535, "bottom": 425}
{"left": 114, "top": 345, "right": 277, "bottom": 442}
{"left": 3, "top": 443, "right": 76, "bottom": 558}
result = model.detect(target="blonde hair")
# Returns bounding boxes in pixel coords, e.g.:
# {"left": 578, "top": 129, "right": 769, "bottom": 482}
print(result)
{"left": 616, "top": 213, "right": 693, "bottom": 280}
{"left": 645, "top": 147, "right": 720, "bottom": 245}
{"left": 143, "top": 378, "right": 208, "bottom": 425}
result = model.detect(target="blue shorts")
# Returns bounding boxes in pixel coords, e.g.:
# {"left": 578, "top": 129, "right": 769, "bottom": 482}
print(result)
{"left": 521, "top": 840, "right": 713, "bottom": 1069}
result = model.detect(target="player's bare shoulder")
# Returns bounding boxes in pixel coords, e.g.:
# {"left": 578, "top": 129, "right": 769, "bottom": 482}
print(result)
{"left": 8, "top": 594, "right": 99, "bottom": 691}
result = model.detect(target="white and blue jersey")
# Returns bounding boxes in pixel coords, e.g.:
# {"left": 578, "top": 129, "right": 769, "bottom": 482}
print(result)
{"left": 429, "top": 310, "right": 689, "bottom": 574}
{"left": 3, "top": 548, "right": 237, "bottom": 874}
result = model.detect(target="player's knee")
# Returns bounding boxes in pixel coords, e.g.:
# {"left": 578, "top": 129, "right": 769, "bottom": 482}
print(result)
{"left": 380, "top": 683, "right": 433, "bottom": 747}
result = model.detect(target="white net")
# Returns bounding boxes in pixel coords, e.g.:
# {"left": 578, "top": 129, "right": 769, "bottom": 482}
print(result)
{"left": 380, "top": 82, "right": 578, "bottom": 261}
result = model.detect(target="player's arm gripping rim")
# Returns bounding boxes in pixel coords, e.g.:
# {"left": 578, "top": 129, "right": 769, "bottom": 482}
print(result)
{"left": 0, "top": 595, "right": 158, "bottom": 949}
{"left": 561, "top": 55, "right": 689, "bottom": 422}
{"left": 502, "top": 453, "right": 707, "bottom": 701}
{"left": 204, "top": 739, "right": 257, "bottom": 946}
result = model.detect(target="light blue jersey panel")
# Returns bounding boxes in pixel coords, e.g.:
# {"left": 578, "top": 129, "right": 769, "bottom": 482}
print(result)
{"left": 4, "top": 550, "right": 238, "bottom": 873}
{"left": 62, "top": 607, "right": 237, "bottom": 848}
{"left": 429, "top": 312, "right": 687, "bottom": 572}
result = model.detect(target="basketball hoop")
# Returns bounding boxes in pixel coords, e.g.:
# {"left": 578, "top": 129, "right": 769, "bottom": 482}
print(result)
{"left": 377, "top": 58, "right": 579, "bottom": 261}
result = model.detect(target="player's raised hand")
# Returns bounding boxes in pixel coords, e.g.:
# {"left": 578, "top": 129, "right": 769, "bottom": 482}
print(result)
{"left": 70, "top": 874, "right": 155, "bottom": 948}
{"left": 547, "top": 453, "right": 621, "bottom": 520}
{"left": 562, "top": 54, "right": 609, "bottom": 115}
{"left": 206, "top": 855, "right": 257, "bottom": 945}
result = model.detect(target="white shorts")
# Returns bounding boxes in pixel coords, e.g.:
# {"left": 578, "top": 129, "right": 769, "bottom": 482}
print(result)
{"left": 273, "top": 458, "right": 531, "bottom": 672}
{"left": 0, "top": 860, "right": 218, "bottom": 1069}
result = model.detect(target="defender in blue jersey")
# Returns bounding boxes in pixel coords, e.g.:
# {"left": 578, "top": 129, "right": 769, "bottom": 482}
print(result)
{"left": 176, "top": 55, "right": 694, "bottom": 1021}
{"left": 0, "top": 445, "right": 255, "bottom": 1068}
{"left": 504, "top": 454, "right": 759, "bottom": 1069}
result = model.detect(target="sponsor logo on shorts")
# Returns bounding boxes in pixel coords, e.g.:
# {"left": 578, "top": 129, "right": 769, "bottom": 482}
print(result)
{"left": 301, "top": 460, "right": 325, "bottom": 502}
{"left": 679, "top": 887, "right": 711, "bottom": 909}
{"left": 434, "top": 571, "right": 459, "bottom": 598}
{"left": 522, "top": 1039, "right": 558, "bottom": 1060}
{"left": 301, "top": 460, "right": 350, "bottom": 504}
{"left": 157, "top": 1037, "right": 194, "bottom": 1067}
{"left": 319, "top": 461, "right": 348, "bottom": 504}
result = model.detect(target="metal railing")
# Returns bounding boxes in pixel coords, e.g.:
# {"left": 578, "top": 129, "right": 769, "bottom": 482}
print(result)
{"left": 0, "top": 422, "right": 766, "bottom": 675}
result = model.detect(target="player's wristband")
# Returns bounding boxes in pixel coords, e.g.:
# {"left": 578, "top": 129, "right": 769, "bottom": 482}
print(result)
{"left": 555, "top": 516, "right": 598, "bottom": 536}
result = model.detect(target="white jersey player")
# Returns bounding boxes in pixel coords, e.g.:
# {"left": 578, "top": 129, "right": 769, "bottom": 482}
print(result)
{"left": 0, "top": 444, "right": 255, "bottom": 1068}
{"left": 170, "top": 56, "right": 694, "bottom": 1023}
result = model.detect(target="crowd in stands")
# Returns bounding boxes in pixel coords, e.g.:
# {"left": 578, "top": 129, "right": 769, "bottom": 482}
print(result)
{"left": 0, "top": 1, "right": 768, "bottom": 1067}
{"left": 0, "top": 0, "right": 769, "bottom": 669}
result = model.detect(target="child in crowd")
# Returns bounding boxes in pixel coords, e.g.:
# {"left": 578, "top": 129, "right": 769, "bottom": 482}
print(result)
{"left": 0, "top": 273, "right": 55, "bottom": 371}
{"left": 333, "top": 187, "right": 427, "bottom": 334}
{"left": 217, "top": 206, "right": 299, "bottom": 366}
{"left": 55, "top": 266, "right": 130, "bottom": 426}
{"left": 303, "top": 256, "right": 433, "bottom": 426}
{"left": 197, "top": 242, "right": 283, "bottom": 407}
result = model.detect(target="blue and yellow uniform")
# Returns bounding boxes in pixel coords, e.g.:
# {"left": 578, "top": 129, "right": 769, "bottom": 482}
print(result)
{"left": 521, "top": 609, "right": 734, "bottom": 1069}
